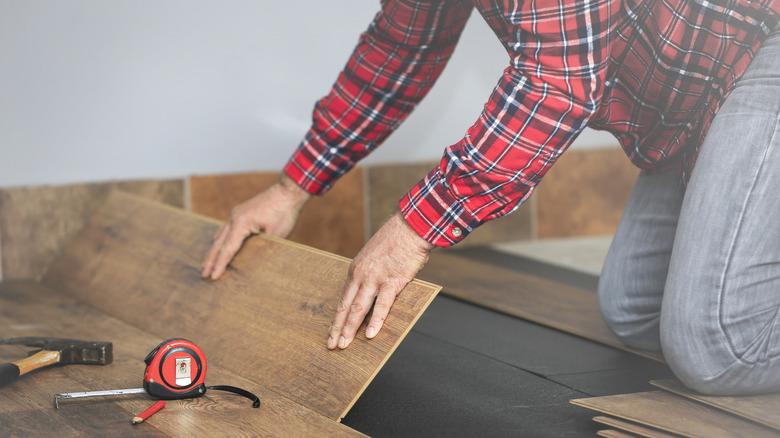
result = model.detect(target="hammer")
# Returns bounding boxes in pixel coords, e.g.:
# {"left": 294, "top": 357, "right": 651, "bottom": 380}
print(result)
{"left": 0, "top": 337, "right": 113, "bottom": 387}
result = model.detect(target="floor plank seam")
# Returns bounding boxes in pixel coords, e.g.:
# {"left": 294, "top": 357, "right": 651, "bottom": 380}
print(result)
{"left": 410, "top": 329, "right": 591, "bottom": 399}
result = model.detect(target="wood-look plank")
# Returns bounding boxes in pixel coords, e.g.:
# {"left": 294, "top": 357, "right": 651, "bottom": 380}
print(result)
{"left": 651, "top": 379, "right": 780, "bottom": 432}
{"left": 535, "top": 147, "right": 639, "bottom": 239}
{"left": 571, "top": 391, "right": 780, "bottom": 438}
{"left": 41, "top": 191, "right": 440, "bottom": 420}
{"left": 0, "top": 280, "right": 365, "bottom": 437}
{"left": 0, "top": 404, "right": 168, "bottom": 438}
{"left": 189, "top": 169, "right": 366, "bottom": 258}
{"left": 0, "top": 180, "right": 184, "bottom": 280}
{"left": 593, "top": 416, "right": 682, "bottom": 438}
{"left": 419, "top": 251, "right": 664, "bottom": 362}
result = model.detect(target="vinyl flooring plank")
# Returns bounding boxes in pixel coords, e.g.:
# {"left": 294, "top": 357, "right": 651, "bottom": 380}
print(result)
{"left": 414, "top": 295, "right": 670, "bottom": 378}
{"left": 533, "top": 147, "right": 638, "bottom": 239}
{"left": 0, "top": 180, "right": 183, "bottom": 280}
{"left": 0, "top": 404, "right": 168, "bottom": 438}
{"left": 592, "top": 416, "right": 682, "bottom": 438}
{"left": 451, "top": 246, "right": 601, "bottom": 291}
{"left": 571, "top": 391, "right": 780, "bottom": 438}
{"left": 189, "top": 170, "right": 365, "bottom": 258}
{"left": 651, "top": 379, "right": 780, "bottom": 432}
{"left": 342, "top": 331, "right": 600, "bottom": 438}
{"left": 419, "top": 251, "right": 663, "bottom": 362}
{"left": 41, "top": 191, "right": 439, "bottom": 420}
{"left": 0, "top": 280, "right": 365, "bottom": 437}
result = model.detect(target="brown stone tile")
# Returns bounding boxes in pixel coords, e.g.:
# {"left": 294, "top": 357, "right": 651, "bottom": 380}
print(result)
{"left": 189, "top": 169, "right": 365, "bottom": 258}
{"left": 0, "top": 180, "right": 184, "bottom": 280}
{"left": 535, "top": 148, "right": 639, "bottom": 239}
{"left": 366, "top": 162, "right": 533, "bottom": 246}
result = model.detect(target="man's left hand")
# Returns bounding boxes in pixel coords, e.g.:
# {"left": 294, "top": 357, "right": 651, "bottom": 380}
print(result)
{"left": 327, "top": 211, "right": 435, "bottom": 350}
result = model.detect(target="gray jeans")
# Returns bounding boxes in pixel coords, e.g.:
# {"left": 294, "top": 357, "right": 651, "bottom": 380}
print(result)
{"left": 598, "top": 25, "right": 780, "bottom": 396}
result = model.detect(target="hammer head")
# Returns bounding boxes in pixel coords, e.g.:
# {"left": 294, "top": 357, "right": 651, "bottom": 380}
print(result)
{"left": 0, "top": 337, "right": 112, "bottom": 365}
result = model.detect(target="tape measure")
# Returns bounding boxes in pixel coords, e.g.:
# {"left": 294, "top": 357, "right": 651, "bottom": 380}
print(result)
{"left": 54, "top": 338, "right": 259, "bottom": 409}
{"left": 142, "top": 338, "right": 207, "bottom": 399}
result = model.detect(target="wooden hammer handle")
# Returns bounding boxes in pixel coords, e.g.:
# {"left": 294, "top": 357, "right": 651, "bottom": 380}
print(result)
{"left": 0, "top": 350, "right": 61, "bottom": 387}
{"left": 14, "top": 350, "right": 62, "bottom": 375}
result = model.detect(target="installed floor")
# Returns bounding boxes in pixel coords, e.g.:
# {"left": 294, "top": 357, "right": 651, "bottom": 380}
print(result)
{"left": 342, "top": 239, "right": 674, "bottom": 437}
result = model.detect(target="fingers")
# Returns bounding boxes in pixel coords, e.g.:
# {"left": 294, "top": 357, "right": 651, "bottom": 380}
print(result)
{"left": 201, "top": 225, "right": 228, "bottom": 278}
{"left": 367, "top": 283, "right": 397, "bottom": 339}
{"left": 201, "top": 223, "right": 252, "bottom": 280}
{"left": 201, "top": 180, "right": 311, "bottom": 281}
{"left": 327, "top": 281, "right": 400, "bottom": 350}
{"left": 328, "top": 282, "right": 360, "bottom": 349}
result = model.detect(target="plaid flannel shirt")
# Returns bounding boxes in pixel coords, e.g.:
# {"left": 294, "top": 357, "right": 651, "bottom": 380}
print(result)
{"left": 284, "top": 0, "right": 779, "bottom": 247}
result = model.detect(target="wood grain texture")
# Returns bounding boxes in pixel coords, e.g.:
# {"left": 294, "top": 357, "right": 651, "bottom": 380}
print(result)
{"left": 419, "top": 251, "right": 664, "bottom": 362}
{"left": 0, "top": 280, "right": 365, "bottom": 437}
{"left": 593, "top": 416, "right": 681, "bottom": 438}
{"left": 571, "top": 391, "right": 780, "bottom": 438}
{"left": 651, "top": 379, "right": 780, "bottom": 432}
{"left": 41, "top": 191, "right": 440, "bottom": 420}
{"left": 189, "top": 170, "right": 365, "bottom": 258}
{"left": 0, "top": 180, "right": 184, "bottom": 280}
{"left": 535, "top": 147, "right": 639, "bottom": 239}
{"left": 366, "top": 162, "right": 533, "bottom": 245}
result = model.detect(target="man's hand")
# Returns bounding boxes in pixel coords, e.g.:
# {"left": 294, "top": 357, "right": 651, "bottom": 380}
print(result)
{"left": 201, "top": 173, "right": 311, "bottom": 280}
{"left": 327, "top": 211, "right": 435, "bottom": 350}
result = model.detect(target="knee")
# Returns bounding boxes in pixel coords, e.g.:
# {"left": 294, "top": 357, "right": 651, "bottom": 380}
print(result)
{"left": 597, "top": 278, "right": 661, "bottom": 351}
{"left": 660, "top": 313, "right": 780, "bottom": 396}
{"left": 660, "top": 338, "right": 743, "bottom": 395}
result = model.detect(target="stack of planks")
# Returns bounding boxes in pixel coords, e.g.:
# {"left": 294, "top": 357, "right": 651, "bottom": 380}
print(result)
{"left": 420, "top": 253, "right": 780, "bottom": 437}
{"left": 572, "top": 379, "right": 780, "bottom": 437}
{"left": 0, "top": 191, "right": 440, "bottom": 436}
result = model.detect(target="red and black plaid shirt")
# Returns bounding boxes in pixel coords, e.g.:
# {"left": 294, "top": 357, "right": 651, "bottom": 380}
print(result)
{"left": 285, "top": 0, "right": 779, "bottom": 247}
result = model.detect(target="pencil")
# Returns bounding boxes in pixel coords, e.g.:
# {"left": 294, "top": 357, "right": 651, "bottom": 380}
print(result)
{"left": 132, "top": 400, "right": 166, "bottom": 424}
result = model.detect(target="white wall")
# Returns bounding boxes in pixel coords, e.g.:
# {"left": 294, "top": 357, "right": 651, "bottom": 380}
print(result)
{"left": 0, "top": 1, "right": 618, "bottom": 188}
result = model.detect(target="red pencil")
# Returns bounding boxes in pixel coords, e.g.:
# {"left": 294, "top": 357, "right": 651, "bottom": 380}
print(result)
{"left": 132, "top": 400, "right": 166, "bottom": 424}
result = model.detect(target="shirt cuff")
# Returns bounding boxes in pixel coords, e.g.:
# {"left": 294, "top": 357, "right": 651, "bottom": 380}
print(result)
{"left": 283, "top": 158, "right": 328, "bottom": 196}
{"left": 399, "top": 164, "right": 481, "bottom": 247}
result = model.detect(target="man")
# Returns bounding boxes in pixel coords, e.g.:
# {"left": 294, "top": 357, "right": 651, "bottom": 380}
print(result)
{"left": 202, "top": 0, "right": 780, "bottom": 395}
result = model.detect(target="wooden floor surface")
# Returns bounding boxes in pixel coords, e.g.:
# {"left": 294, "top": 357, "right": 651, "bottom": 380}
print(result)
{"left": 0, "top": 191, "right": 440, "bottom": 436}
{"left": 41, "top": 191, "right": 439, "bottom": 421}
{"left": 0, "top": 280, "right": 364, "bottom": 437}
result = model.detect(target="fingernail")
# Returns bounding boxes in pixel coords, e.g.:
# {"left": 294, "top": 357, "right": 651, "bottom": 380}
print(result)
{"left": 338, "top": 336, "right": 347, "bottom": 349}
{"left": 327, "top": 336, "right": 336, "bottom": 349}
{"left": 366, "top": 327, "right": 375, "bottom": 338}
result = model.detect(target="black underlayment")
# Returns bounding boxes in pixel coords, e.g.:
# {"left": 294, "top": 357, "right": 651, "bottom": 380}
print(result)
{"left": 342, "top": 247, "right": 673, "bottom": 438}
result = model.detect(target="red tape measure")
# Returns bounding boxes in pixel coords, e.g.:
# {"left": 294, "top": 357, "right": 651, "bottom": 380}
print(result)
{"left": 53, "top": 338, "right": 260, "bottom": 409}
{"left": 142, "top": 338, "right": 207, "bottom": 399}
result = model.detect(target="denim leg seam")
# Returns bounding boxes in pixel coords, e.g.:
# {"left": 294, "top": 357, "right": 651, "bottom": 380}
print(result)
{"left": 718, "top": 107, "right": 780, "bottom": 366}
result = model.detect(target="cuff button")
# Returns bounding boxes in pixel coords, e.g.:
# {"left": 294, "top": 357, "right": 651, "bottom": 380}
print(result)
{"left": 451, "top": 227, "right": 463, "bottom": 238}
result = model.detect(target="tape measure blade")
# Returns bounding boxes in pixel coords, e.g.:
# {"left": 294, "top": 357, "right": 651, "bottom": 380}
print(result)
{"left": 55, "top": 387, "right": 146, "bottom": 400}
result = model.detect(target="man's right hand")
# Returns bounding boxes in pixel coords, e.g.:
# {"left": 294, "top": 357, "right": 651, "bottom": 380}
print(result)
{"left": 201, "top": 173, "right": 311, "bottom": 280}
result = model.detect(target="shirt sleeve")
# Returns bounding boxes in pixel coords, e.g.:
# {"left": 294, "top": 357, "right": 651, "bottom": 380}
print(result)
{"left": 400, "top": 1, "right": 616, "bottom": 246}
{"left": 284, "top": 0, "right": 473, "bottom": 195}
